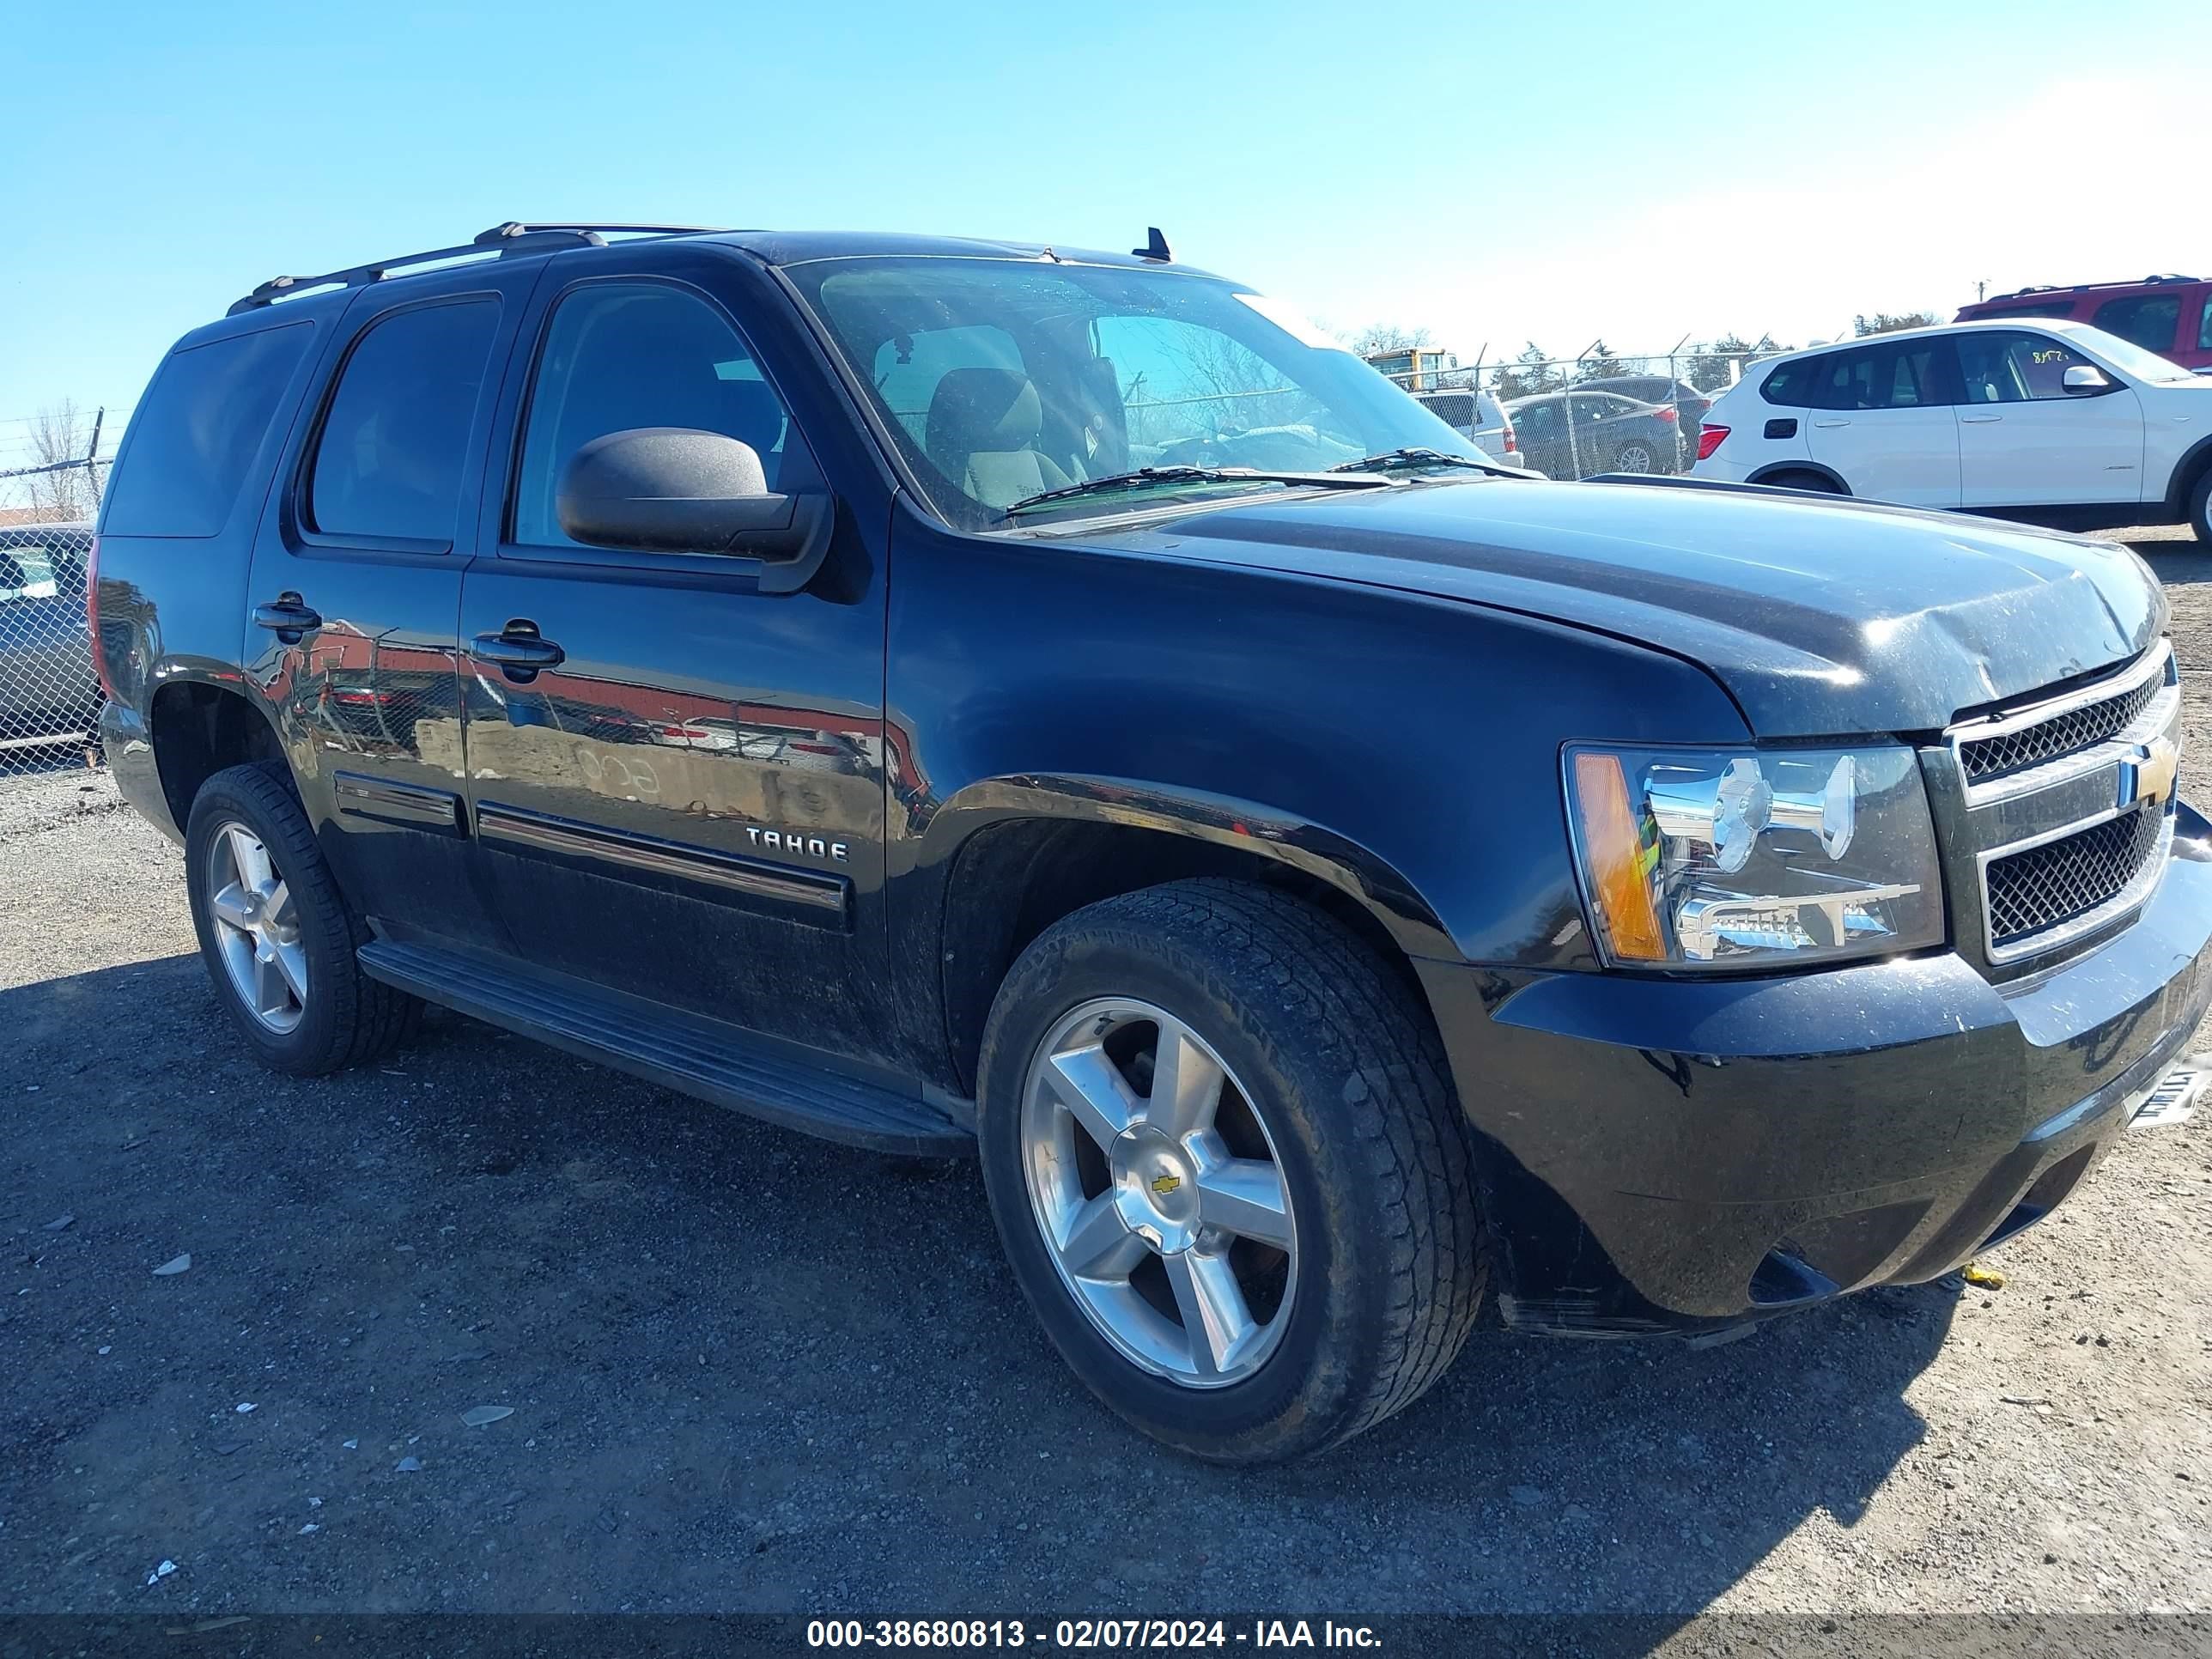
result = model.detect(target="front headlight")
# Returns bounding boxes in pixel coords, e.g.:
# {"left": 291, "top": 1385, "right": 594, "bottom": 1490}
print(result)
{"left": 1564, "top": 743, "right": 1944, "bottom": 970}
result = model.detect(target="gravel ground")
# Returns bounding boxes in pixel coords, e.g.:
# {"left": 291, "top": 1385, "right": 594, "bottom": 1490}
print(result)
{"left": 1, "top": 532, "right": 2209, "bottom": 1620}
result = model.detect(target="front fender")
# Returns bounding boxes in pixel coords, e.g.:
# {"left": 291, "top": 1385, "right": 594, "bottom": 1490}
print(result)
{"left": 921, "top": 770, "right": 1455, "bottom": 955}
{"left": 884, "top": 505, "right": 1752, "bottom": 994}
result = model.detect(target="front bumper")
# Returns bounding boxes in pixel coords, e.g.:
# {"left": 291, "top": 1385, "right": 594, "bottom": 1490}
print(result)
{"left": 1419, "top": 801, "right": 2212, "bottom": 1337}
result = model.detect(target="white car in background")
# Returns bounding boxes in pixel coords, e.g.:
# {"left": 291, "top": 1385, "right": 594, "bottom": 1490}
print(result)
{"left": 1413, "top": 387, "right": 1528, "bottom": 466}
{"left": 1692, "top": 319, "right": 2212, "bottom": 540}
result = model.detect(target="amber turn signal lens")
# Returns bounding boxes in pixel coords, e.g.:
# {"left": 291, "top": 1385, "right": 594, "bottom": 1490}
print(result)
{"left": 1572, "top": 751, "right": 1666, "bottom": 961}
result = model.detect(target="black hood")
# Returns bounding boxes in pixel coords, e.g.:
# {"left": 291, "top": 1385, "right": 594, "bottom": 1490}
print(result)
{"left": 1101, "top": 479, "right": 2165, "bottom": 738}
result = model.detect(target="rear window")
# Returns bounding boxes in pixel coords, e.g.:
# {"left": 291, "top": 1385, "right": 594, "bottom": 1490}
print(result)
{"left": 0, "top": 544, "right": 58, "bottom": 602}
{"left": 101, "top": 323, "right": 313, "bottom": 538}
{"left": 1975, "top": 301, "right": 2079, "bottom": 321}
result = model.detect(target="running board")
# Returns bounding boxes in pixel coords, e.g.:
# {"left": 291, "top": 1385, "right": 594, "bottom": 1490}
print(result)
{"left": 356, "top": 939, "right": 972, "bottom": 1157}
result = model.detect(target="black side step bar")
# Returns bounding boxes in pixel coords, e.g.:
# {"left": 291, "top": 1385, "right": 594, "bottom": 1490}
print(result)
{"left": 357, "top": 939, "right": 971, "bottom": 1158}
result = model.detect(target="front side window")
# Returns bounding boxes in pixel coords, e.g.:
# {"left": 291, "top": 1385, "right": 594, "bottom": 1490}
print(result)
{"left": 2091, "top": 295, "right": 2180, "bottom": 354}
{"left": 1955, "top": 331, "right": 2101, "bottom": 402}
{"left": 513, "top": 283, "right": 814, "bottom": 550}
{"left": 787, "top": 257, "right": 1481, "bottom": 524}
{"left": 308, "top": 301, "right": 499, "bottom": 544}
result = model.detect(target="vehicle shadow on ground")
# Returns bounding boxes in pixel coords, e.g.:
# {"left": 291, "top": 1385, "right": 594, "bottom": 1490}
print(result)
{"left": 1, "top": 956, "right": 1953, "bottom": 1620}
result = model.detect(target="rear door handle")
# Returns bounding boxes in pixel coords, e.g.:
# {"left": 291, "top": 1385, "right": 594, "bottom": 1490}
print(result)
{"left": 470, "top": 624, "right": 565, "bottom": 681}
{"left": 252, "top": 596, "right": 322, "bottom": 637}
{"left": 1811, "top": 418, "right": 1850, "bottom": 428}
{"left": 1960, "top": 414, "right": 2003, "bottom": 423}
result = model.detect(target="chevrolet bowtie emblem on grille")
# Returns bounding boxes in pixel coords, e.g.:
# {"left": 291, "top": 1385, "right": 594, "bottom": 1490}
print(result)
{"left": 2123, "top": 735, "right": 2179, "bottom": 811}
{"left": 1151, "top": 1173, "right": 1182, "bottom": 1198}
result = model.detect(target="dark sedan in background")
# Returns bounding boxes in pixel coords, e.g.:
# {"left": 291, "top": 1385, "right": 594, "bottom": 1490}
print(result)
{"left": 1502, "top": 390, "right": 1683, "bottom": 478}
{"left": 1577, "top": 374, "right": 1713, "bottom": 464}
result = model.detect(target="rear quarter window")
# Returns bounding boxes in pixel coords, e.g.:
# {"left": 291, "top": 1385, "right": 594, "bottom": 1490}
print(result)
{"left": 1759, "top": 359, "right": 1814, "bottom": 405}
{"left": 101, "top": 323, "right": 315, "bottom": 538}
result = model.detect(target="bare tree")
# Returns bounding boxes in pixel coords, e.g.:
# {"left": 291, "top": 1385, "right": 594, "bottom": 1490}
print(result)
{"left": 1346, "top": 322, "right": 1437, "bottom": 356}
{"left": 1853, "top": 311, "right": 1942, "bottom": 337}
{"left": 22, "top": 399, "right": 103, "bottom": 523}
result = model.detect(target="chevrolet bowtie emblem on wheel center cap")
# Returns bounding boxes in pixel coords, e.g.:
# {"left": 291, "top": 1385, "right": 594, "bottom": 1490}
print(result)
{"left": 2123, "top": 734, "right": 2179, "bottom": 811}
{"left": 1150, "top": 1172, "right": 1183, "bottom": 1198}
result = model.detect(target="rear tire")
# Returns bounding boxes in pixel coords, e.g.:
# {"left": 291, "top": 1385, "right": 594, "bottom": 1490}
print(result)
{"left": 184, "top": 762, "right": 420, "bottom": 1075}
{"left": 975, "top": 878, "right": 1486, "bottom": 1463}
{"left": 1611, "top": 441, "right": 1659, "bottom": 475}
{"left": 2188, "top": 469, "right": 2211, "bottom": 544}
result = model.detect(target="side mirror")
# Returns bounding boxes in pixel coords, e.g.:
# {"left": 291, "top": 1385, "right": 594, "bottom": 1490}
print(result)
{"left": 556, "top": 428, "right": 831, "bottom": 594}
{"left": 2062, "top": 364, "right": 2113, "bottom": 394}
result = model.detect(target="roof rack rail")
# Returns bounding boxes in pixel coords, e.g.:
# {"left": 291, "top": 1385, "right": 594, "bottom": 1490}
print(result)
{"left": 1986, "top": 272, "right": 2203, "bottom": 302}
{"left": 227, "top": 221, "right": 730, "bottom": 316}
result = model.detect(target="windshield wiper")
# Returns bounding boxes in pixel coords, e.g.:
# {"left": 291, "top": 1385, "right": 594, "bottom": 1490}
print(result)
{"left": 1003, "top": 465, "right": 1392, "bottom": 516}
{"left": 1328, "top": 447, "right": 1527, "bottom": 479}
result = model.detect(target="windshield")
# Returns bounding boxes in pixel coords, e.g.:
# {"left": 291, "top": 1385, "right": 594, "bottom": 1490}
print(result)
{"left": 784, "top": 257, "right": 1489, "bottom": 526}
{"left": 2071, "top": 325, "right": 2198, "bottom": 385}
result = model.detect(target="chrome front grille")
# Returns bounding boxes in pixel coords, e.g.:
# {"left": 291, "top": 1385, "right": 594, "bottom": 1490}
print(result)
{"left": 1943, "top": 641, "right": 2183, "bottom": 967}
{"left": 1984, "top": 804, "right": 2166, "bottom": 947}
{"left": 1958, "top": 670, "right": 2162, "bottom": 785}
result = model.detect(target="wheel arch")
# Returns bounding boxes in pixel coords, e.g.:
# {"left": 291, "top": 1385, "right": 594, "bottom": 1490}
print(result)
{"left": 921, "top": 777, "right": 1449, "bottom": 1100}
{"left": 2165, "top": 433, "right": 2212, "bottom": 518}
{"left": 148, "top": 677, "right": 287, "bottom": 833}
{"left": 1746, "top": 461, "right": 1851, "bottom": 495}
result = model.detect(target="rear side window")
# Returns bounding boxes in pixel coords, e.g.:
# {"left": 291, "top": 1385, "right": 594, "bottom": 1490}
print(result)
{"left": 308, "top": 300, "right": 499, "bottom": 545}
{"left": 1802, "top": 340, "right": 1948, "bottom": 410}
{"left": 2092, "top": 295, "right": 2180, "bottom": 354}
{"left": 2201, "top": 300, "right": 2212, "bottom": 351}
{"left": 101, "top": 324, "right": 313, "bottom": 538}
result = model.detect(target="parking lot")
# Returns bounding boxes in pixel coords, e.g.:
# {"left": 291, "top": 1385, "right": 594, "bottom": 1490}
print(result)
{"left": 0, "top": 528, "right": 2206, "bottom": 1621}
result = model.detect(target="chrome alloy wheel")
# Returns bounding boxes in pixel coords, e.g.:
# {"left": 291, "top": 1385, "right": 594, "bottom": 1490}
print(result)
{"left": 204, "top": 820, "right": 307, "bottom": 1035}
{"left": 1614, "top": 441, "right": 1656, "bottom": 473}
{"left": 1020, "top": 998, "right": 1297, "bottom": 1389}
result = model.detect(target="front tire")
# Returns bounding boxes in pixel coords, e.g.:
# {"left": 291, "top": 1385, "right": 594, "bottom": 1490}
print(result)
{"left": 184, "top": 763, "right": 419, "bottom": 1075}
{"left": 975, "top": 879, "right": 1486, "bottom": 1463}
{"left": 2188, "top": 469, "right": 2211, "bottom": 544}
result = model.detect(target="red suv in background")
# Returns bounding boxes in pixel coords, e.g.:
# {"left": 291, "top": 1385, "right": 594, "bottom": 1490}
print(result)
{"left": 1957, "top": 274, "right": 2210, "bottom": 373}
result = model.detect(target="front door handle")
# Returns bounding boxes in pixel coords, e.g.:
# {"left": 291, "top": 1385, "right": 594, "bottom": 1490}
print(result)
{"left": 470, "top": 623, "right": 565, "bottom": 682}
{"left": 1811, "top": 418, "right": 1850, "bottom": 428}
{"left": 253, "top": 595, "right": 322, "bottom": 637}
{"left": 1960, "top": 413, "right": 2003, "bottom": 423}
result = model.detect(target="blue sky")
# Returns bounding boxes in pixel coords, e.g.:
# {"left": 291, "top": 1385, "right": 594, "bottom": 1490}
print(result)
{"left": 4, "top": 0, "right": 2206, "bottom": 472}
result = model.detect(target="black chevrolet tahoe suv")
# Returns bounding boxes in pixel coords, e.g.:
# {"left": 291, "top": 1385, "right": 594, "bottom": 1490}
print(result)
{"left": 91, "top": 221, "right": 2212, "bottom": 1463}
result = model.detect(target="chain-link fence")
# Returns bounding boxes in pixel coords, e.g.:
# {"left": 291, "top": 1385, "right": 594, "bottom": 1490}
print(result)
{"left": 0, "top": 522, "right": 100, "bottom": 780}
{"left": 1371, "top": 342, "right": 1791, "bottom": 481}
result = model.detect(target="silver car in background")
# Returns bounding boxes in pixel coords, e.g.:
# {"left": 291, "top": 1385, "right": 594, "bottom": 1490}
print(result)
{"left": 0, "top": 524, "right": 100, "bottom": 760}
{"left": 1413, "top": 387, "right": 1528, "bottom": 466}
